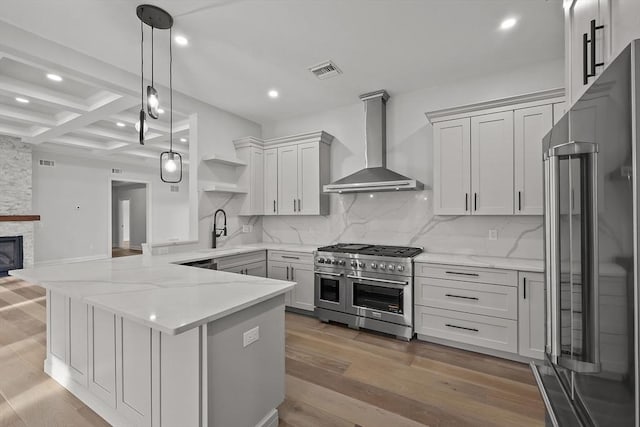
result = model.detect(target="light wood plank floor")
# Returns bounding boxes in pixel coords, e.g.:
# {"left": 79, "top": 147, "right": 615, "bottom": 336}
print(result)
{"left": 0, "top": 277, "right": 544, "bottom": 426}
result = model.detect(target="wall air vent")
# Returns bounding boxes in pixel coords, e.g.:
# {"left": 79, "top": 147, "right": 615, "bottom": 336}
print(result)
{"left": 39, "top": 159, "right": 55, "bottom": 167}
{"left": 111, "top": 168, "right": 123, "bottom": 174}
{"left": 170, "top": 185, "right": 180, "bottom": 193}
{"left": 309, "top": 60, "right": 342, "bottom": 80}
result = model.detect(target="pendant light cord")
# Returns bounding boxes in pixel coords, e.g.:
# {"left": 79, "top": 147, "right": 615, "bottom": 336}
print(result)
{"left": 140, "top": 21, "right": 144, "bottom": 108}
{"left": 151, "top": 28, "right": 154, "bottom": 86}
{"left": 169, "top": 26, "right": 173, "bottom": 154}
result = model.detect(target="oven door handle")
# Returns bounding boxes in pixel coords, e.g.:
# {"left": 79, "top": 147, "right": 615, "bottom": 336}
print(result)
{"left": 346, "top": 274, "right": 408, "bottom": 286}
{"left": 314, "top": 271, "right": 343, "bottom": 277}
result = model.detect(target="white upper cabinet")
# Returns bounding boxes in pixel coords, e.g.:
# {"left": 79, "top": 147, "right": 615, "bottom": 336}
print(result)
{"left": 235, "top": 131, "right": 332, "bottom": 216}
{"left": 565, "top": 0, "right": 613, "bottom": 105}
{"left": 471, "top": 111, "right": 514, "bottom": 215}
{"left": 433, "top": 118, "right": 471, "bottom": 215}
{"left": 514, "top": 105, "right": 552, "bottom": 215}
{"left": 264, "top": 148, "right": 278, "bottom": 215}
{"left": 277, "top": 145, "right": 298, "bottom": 215}
{"left": 427, "top": 89, "right": 564, "bottom": 217}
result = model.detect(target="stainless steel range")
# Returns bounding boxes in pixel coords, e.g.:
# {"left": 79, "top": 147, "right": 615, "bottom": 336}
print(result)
{"left": 314, "top": 243, "right": 422, "bottom": 340}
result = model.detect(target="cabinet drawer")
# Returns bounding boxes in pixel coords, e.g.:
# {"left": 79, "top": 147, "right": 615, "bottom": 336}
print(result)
{"left": 415, "top": 277, "right": 517, "bottom": 320}
{"left": 415, "top": 306, "right": 517, "bottom": 353}
{"left": 415, "top": 263, "right": 517, "bottom": 287}
{"left": 268, "top": 250, "right": 313, "bottom": 265}
{"left": 216, "top": 250, "right": 266, "bottom": 269}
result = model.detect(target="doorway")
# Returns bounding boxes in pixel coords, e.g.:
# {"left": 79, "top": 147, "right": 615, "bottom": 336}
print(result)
{"left": 111, "top": 180, "right": 148, "bottom": 257}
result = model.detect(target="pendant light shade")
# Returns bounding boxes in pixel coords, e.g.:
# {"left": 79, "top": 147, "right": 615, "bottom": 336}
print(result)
{"left": 136, "top": 4, "right": 182, "bottom": 183}
{"left": 160, "top": 151, "right": 182, "bottom": 183}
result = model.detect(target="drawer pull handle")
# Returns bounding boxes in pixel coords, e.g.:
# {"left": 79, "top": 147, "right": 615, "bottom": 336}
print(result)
{"left": 281, "top": 255, "right": 300, "bottom": 260}
{"left": 445, "top": 294, "right": 479, "bottom": 301}
{"left": 445, "top": 271, "right": 480, "bottom": 277}
{"left": 445, "top": 324, "right": 479, "bottom": 332}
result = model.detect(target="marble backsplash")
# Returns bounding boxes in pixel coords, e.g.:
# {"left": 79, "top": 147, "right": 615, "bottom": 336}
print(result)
{"left": 262, "top": 190, "right": 543, "bottom": 259}
{"left": 198, "top": 192, "right": 262, "bottom": 249}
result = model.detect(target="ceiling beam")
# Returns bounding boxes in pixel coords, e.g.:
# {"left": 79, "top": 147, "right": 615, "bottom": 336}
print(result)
{"left": 0, "top": 122, "right": 29, "bottom": 138}
{"left": 25, "top": 95, "right": 138, "bottom": 144}
{"left": 0, "top": 76, "right": 89, "bottom": 113}
{"left": 0, "top": 104, "right": 57, "bottom": 127}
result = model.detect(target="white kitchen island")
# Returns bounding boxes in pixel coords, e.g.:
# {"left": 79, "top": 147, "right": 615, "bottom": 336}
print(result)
{"left": 9, "top": 249, "right": 296, "bottom": 427}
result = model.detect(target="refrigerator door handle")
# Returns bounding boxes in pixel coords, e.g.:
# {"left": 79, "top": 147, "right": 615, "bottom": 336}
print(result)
{"left": 546, "top": 141, "right": 601, "bottom": 373}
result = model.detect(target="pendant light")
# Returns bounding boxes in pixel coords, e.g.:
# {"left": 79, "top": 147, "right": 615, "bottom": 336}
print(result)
{"left": 136, "top": 4, "right": 182, "bottom": 183}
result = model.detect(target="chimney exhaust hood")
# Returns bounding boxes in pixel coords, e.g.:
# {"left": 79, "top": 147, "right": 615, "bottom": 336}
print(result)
{"left": 323, "top": 90, "right": 423, "bottom": 193}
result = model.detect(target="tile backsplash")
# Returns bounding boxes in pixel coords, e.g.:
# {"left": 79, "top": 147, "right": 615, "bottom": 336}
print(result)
{"left": 262, "top": 190, "right": 543, "bottom": 259}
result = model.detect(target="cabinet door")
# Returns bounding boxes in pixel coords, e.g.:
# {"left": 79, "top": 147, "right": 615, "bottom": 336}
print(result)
{"left": 277, "top": 146, "right": 298, "bottom": 215}
{"left": 568, "top": 0, "right": 611, "bottom": 104}
{"left": 88, "top": 306, "right": 117, "bottom": 408}
{"left": 514, "top": 105, "right": 552, "bottom": 215}
{"left": 433, "top": 118, "right": 471, "bottom": 215}
{"left": 264, "top": 148, "right": 278, "bottom": 215}
{"left": 250, "top": 147, "right": 264, "bottom": 214}
{"left": 245, "top": 261, "right": 267, "bottom": 278}
{"left": 68, "top": 298, "right": 88, "bottom": 385}
{"left": 220, "top": 264, "right": 245, "bottom": 275}
{"left": 518, "top": 272, "right": 545, "bottom": 359}
{"left": 297, "top": 142, "right": 320, "bottom": 215}
{"left": 552, "top": 102, "right": 567, "bottom": 125}
{"left": 471, "top": 111, "right": 514, "bottom": 215}
{"left": 268, "top": 260, "right": 292, "bottom": 306}
{"left": 289, "top": 263, "right": 315, "bottom": 312}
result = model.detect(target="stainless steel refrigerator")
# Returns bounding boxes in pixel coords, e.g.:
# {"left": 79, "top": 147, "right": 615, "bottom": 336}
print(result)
{"left": 533, "top": 40, "right": 639, "bottom": 426}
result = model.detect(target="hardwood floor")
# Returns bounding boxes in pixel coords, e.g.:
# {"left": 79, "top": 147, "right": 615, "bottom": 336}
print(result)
{"left": 111, "top": 247, "right": 142, "bottom": 258}
{"left": 0, "top": 277, "right": 544, "bottom": 427}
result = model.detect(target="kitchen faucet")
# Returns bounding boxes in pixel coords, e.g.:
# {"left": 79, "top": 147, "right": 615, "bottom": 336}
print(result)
{"left": 212, "top": 209, "right": 227, "bottom": 249}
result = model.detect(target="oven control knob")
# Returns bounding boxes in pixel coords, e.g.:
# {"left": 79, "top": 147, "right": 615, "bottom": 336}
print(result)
{"left": 371, "top": 263, "right": 378, "bottom": 269}
{"left": 350, "top": 260, "right": 357, "bottom": 267}
{"left": 317, "top": 257, "right": 325, "bottom": 264}
{"left": 379, "top": 263, "right": 386, "bottom": 270}
{"left": 358, "top": 262, "right": 365, "bottom": 268}
{"left": 332, "top": 259, "right": 339, "bottom": 265}
{"left": 387, "top": 264, "right": 395, "bottom": 271}
{"left": 397, "top": 265, "right": 404, "bottom": 272}
{"left": 338, "top": 260, "right": 346, "bottom": 266}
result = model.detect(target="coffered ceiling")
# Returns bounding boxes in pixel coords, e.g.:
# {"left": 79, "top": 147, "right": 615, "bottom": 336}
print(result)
{"left": 0, "top": 0, "right": 564, "bottom": 126}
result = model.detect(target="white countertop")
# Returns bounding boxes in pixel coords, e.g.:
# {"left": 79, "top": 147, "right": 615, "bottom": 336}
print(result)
{"left": 10, "top": 247, "right": 297, "bottom": 336}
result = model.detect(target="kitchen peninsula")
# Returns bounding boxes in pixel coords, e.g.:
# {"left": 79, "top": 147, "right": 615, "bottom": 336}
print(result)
{"left": 9, "top": 248, "right": 295, "bottom": 427}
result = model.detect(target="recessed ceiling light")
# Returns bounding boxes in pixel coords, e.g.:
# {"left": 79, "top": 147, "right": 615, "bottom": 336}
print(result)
{"left": 116, "top": 122, "right": 126, "bottom": 127}
{"left": 15, "top": 97, "right": 29, "bottom": 104}
{"left": 180, "top": 137, "right": 187, "bottom": 142}
{"left": 500, "top": 17, "right": 518, "bottom": 30}
{"left": 174, "top": 35, "right": 188, "bottom": 46}
{"left": 158, "top": 108, "right": 165, "bottom": 114}
{"left": 46, "top": 73, "right": 63, "bottom": 82}
{"left": 268, "top": 89, "right": 279, "bottom": 99}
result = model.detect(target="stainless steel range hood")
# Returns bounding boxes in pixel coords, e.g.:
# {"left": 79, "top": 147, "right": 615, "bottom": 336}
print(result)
{"left": 323, "top": 90, "right": 423, "bottom": 193}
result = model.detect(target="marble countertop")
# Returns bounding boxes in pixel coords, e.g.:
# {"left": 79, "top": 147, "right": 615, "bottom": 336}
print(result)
{"left": 10, "top": 248, "right": 296, "bottom": 336}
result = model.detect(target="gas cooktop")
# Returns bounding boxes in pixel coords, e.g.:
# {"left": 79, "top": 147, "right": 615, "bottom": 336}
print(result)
{"left": 317, "top": 243, "right": 423, "bottom": 258}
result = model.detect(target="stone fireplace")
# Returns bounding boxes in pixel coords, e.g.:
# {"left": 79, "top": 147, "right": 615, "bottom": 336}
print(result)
{"left": 0, "top": 135, "right": 35, "bottom": 268}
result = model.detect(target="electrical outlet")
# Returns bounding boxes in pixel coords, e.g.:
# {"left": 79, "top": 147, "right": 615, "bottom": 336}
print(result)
{"left": 243, "top": 326, "right": 259, "bottom": 347}
{"left": 242, "top": 224, "right": 253, "bottom": 233}
{"left": 488, "top": 229, "right": 498, "bottom": 241}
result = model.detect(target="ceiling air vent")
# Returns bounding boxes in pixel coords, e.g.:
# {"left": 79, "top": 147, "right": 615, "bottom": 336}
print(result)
{"left": 170, "top": 185, "right": 180, "bottom": 193}
{"left": 39, "top": 159, "right": 55, "bottom": 167}
{"left": 309, "top": 60, "right": 342, "bottom": 80}
{"left": 111, "top": 168, "right": 123, "bottom": 174}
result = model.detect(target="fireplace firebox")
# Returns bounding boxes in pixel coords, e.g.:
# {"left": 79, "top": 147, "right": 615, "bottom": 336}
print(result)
{"left": 0, "top": 236, "right": 23, "bottom": 277}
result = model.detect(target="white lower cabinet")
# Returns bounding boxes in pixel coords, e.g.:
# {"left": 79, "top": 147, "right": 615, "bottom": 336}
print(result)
{"left": 88, "top": 305, "right": 117, "bottom": 408}
{"left": 518, "top": 272, "right": 545, "bottom": 359}
{"left": 267, "top": 251, "right": 314, "bottom": 312}
{"left": 415, "top": 263, "right": 544, "bottom": 361}
{"left": 68, "top": 298, "right": 88, "bottom": 385}
{"left": 217, "top": 250, "right": 267, "bottom": 277}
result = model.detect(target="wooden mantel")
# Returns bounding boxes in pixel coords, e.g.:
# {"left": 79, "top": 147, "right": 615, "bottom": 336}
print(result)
{"left": 0, "top": 215, "right": 40, "bottom": 222}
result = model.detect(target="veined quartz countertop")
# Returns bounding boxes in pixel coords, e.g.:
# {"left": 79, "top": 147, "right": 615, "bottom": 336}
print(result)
{"left": 10, "top": 247, "right": 298, "bottom": 336}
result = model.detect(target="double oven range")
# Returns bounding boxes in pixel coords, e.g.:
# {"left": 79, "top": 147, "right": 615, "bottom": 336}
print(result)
{"left": 314, "top": 243, "right": 422, "bottom": 340}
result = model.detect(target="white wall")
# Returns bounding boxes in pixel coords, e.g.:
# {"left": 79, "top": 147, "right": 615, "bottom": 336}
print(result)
{"left": 33, "top": 151, "right": 189, "bottom": 263}
{"left": 261, "top": 59, "right": 564, "bottom": 259}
